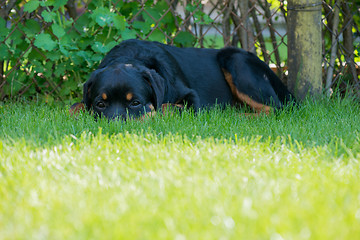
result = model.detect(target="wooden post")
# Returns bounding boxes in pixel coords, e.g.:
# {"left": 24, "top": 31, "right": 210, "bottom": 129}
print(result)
{"left": 287, "top": 0, "right": 322, "bottom": 100}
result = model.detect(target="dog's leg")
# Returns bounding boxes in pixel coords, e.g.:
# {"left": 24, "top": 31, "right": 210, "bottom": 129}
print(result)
{"left": 161, "top": 103, "right": 184, "bottom": 113}
{"left": 177, "top": 89, "right": 201, "bottom": 111}
{"left": 217, "top": 48, "right": 294, "bottom": 110}
{"left": 69, "top": 102, "right": 86, "bottom": 116}
{"left": 140, "top": 103, "right": 184, "bottom": 121}
{"left": 222, "top": 69, "right": 273, "bottom": 115}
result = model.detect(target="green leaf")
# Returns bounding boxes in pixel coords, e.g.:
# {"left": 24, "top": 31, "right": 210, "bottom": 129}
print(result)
{"left": 132, "top": 21, "right": 151, "bottom": 34}
{"left": 8, "top": 72, "right": 25, "bottom": 94}
{"left": 40, "top": 0, "right": 54, "bottom": 7}
{"left": 54, "top": 62, "right": 67, "bottom": 77}
{"left": 105, "top": 41, "right": 118, "bottom": 52}
{"left": 202, "top": 14, "right": 214, "bottom": 24}
{"left": 34, "top": 33, "right": 57, "bottom": 51}
{"left": 174, "top": 31, "right": 195, "bottom": 47}
{"left": 59, "top": 87, "right": 71, "bottom": 97}
{"left": 46, "top": 51, "right": 61, "bottom": 61}
{"left": 32, "top": 60, "right": 45, "bottom": 73}
{"left": 77, "top": 50, "right": 93, "bottom": 62}
{"left": 110, "top": 0, "right": 124, "bottom": 9}
{"left": 113, "top": 15, "right": 126, "bottom": 31}
{"left": 121, "top": 28, "right": 137, "bottom": 40}
{"left": 142, "top": 8, "right": 161, "bottom": 22}
{"left": 59, "top": 39, "right": 79, "bottom": 56}
{"left": 77, "top": 37, "right": 93, "bottom": 50}
{"left": 59, "top": 34, "right": 71, "bottom": 45}
{"left": 71, "top": 55, "right": 85, "bottom": 65}
{"left": 193, "top": 12, "right": 214, "bottom": 25}
{"left": 0, "top": 18, "right": 9, "bottom": 37}
{"left": 27, "top": 47, "right": 42, "bottom": 59}
{"left": 59, "top": 45, "right": 70, "bottom": 57}
{"left": 52, "top": 24, "right": 66, "bottom": 38}
{"left": 0, "top": 44, "right": 9, "bottom": 60}
{"left": 23, "top": 19, "right": 41, "bottom": 37}
{"left": 185, "top": 4, "right": 198, "bottom": 12}
{"left": 44, "top": 61, "right": 54, "bottom": 78}
{"left": 53, "top": 0, "right": 68, "bottom": 9}
{"left": 92, "top": 7, "right": 113, "bottom": 27}
{"left": 148, "top": 29, "right": 166, "bottom": 43}
{"left": 5, "top": 29, "right": 24, "bottom": 46}
{"left": 41, "top": 11, "right": 56, "bottom": 23}
{"left": 24, "top": 0, "right": 40, "bottom": 13}
{"left": 91, "top": 53, "right": 104, "bottom": 62}
{"left": 91, "top": 42, "right": 108, "bottom": 54}
{"left": 63, "top": 18, "right": 74, "bottom": 28}
{"left": 0, "top": 18, "right": 5, "bottom": 28}
{"left": 74, "top": 13, "right": 91, "bottom": 34}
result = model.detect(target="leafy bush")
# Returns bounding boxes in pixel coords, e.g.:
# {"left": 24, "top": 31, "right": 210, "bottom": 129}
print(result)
{"left": 1, "top": 0, "right": 358, "bottom": 102}
{"left": 0, "top": 0, "right": 202, "bottom": 103}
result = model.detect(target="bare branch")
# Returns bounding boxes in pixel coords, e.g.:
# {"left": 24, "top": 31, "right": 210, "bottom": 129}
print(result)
{"left": 250, "top": 0, "right": 270, "bottom": 63}
{"left": 0, "top": 0, "right": 17, "bottom": 19}
{"left": 325, "top": 3, "right": 340, "bottom": 95}
{"left": 263, "top": 0, "right": 282, "bottom": 74}
{"left": 341, "top": 1, "right": 359, "bottom": 89}
{"left": 65, "top": 0, "right": 77, "bottom": 19}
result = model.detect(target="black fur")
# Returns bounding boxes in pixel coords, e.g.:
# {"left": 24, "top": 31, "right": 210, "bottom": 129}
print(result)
{"left": 82, "top": 39, "right": 294, "bottom": 120}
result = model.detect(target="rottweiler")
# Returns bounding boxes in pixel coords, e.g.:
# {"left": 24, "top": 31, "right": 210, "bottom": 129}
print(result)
{"left": 70, "top": 39, "right": 294, "bottom": 120}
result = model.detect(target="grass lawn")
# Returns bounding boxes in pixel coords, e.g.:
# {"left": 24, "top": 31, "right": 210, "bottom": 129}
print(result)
{"left": 1, "top": 97, "right": 360, "bottom": 239}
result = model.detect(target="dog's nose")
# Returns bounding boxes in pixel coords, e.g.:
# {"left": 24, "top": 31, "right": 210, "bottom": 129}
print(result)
{"left": 108, "top": 114, "right": 125, "bottom": 121}
{"left": 105, "top": 105, "right": 127, "bottom": 121}
{"left": 108, "top": 111, "right": 128, "bottom": 121}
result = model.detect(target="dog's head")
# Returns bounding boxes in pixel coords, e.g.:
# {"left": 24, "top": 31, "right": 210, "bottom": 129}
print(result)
{"left": 83, "top": 63, "right": 165, "bottom": 120}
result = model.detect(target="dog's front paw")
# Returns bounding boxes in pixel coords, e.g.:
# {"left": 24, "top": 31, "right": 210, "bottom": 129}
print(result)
{"left": 69, "top": 102, "right": 86, "bottom": 116}
{"left": 161, "top": 103, "right": 184, "bottom": 115}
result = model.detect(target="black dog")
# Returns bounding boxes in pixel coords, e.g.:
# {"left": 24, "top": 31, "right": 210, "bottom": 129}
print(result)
{"left": 73, "top": 39, "right": 294, "bottom": 119}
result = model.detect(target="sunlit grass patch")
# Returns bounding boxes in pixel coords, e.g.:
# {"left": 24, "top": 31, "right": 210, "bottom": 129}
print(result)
{"left": 1, "top": 96, "right": 360, "bottom": 239}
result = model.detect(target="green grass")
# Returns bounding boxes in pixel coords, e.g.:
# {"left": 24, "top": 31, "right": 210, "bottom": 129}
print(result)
{"left": 1, "top": 97, "right": 360, "bottom": 239}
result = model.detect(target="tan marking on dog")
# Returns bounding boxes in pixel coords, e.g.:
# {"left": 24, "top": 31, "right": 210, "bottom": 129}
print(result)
{"left": 139, "top": 109, "right": 156, "bottom": 121}
{"left": 222, "top": 68, "right": 273, "bottom": 115}
{"left": 148, "top": 104, "right": 155, "bottom": 111}
{"left": 102, "top": 93, "right": 108, "bottom": 100}
{"left": 126, "top": 92, "right": 133, "bottom": 101}
{"left": 69, "top": 102, "right": 85, "bottom": 116}
{"left": 147, "top": 111, "right": 156, "bottom": 117}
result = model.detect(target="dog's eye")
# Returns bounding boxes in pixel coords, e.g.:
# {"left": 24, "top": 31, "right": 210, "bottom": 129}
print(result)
{"left": 96, "top": 101, "right": 106, "bottom": 109}
{"left": 130, "top": 100, "right": 141, "bottom": 107}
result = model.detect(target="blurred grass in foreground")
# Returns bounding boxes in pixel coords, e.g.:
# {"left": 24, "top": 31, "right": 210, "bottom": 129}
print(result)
{"left": 0, "top": 96, "right": 360, "bottom": 239}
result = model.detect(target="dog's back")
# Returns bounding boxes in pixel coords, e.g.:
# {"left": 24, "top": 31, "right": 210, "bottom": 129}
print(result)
{"left": 98, "top": 39, "right": 234, "bottom": 107}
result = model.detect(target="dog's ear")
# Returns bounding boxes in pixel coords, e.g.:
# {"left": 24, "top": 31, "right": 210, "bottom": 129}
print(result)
{"left": 83, "top": 68, "right": 104, "bottom": 109}
{"left": 83, "top": 76, "right": 94, "bottom": 110}
{"left": 142, "top": 69, "right": 165, "bottom": 110}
